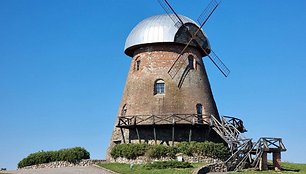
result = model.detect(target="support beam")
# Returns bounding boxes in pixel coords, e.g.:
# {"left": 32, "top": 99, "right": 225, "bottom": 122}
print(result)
{"left": 172, "top": 125, "right": 175, "bottom": 146}
{"left": 273, "top": 152, "right": 281, "bottom": 171}
{"left": 260, "top": 152, "right": 268, "bottom": 171}
{"left": 120, "top": 128, "right": 126, "bottom": 144}
{"left": 135, "top": 127, "right": 141, "bottom": 144}
{"left": 189, "top": 127, "right": 192, "bottom": 142}
{"left": 153, "top": 126, "right": 157, "bottom": 145}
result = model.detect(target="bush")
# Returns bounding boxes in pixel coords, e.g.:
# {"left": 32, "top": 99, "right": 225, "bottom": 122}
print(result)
{"left": 18, "top": 147, "right": 90, "bottom": 168}
{"left": 177, "top": 141, "right": 230, "bottom": 160}
{"left": 144, "top": 161, "right": 192, "bottom": 169}
{"left": 146, "top": 145, "right": 178, "bottom": 159}
{"left": 110, "top": 141, "right": 230, "bottom": 161}
{"left": 110, "top": 143, "right": 149, "bottom": 159}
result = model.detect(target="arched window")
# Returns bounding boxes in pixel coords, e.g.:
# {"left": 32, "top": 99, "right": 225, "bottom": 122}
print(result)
{"left": 154, "top": 79, "right": 165, "bottom": 95}
{"left": 188, "top": 55, "right": 195, "bottom": 69}
{"left": 134, "top": 57, "right": 141, "bottom": 71}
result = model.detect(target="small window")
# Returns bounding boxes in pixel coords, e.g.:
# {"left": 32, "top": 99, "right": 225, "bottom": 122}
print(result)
{"left": 134, "top": 57, "right": 141, "bottom": 71}
{"left": 188, "top": 55, "right": 194, "bottom": 69}
{"left": 154, "top": 79, "right": 165, "bottom": 95}
{"left": 136, "top": 60, "right": 140, "bottom": 71}
{"left": 196, "top": 103, "right": 203, "bottom": 124}
{"left": 121, "top": 104, "right": 127, "bottom": 116}
{"left": 196, "top": 104, "right": 203, "bottom": 115}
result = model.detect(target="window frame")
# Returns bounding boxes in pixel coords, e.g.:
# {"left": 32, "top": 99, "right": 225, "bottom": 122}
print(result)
{"left": 188, "top": 55, "right": 195, "bottom": 70}
{"left": 154, "top": 79, "right": 165, "bottom": 95}
{"left": 134, "top": 56, "right": 141, "bottom": 71}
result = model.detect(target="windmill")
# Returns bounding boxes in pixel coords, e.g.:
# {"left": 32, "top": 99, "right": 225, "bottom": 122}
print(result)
{"left": 107, "top": 1, "right": 287, "bottom": 171}
{"left": 158, "top": 0, "right": 230, "bottom": 86}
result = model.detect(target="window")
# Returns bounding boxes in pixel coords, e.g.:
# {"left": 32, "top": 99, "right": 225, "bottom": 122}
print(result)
{"left": 134, "top": 57, "right": 141, "bottom": 71}
{"left": 196, "top": 103, "right": 203, "bottom": 124}
{"left": 136, "top": 60, "right": 140, "bottom": 71}
{"left": 121, "top": 104, "right": 127, "bottom": 116}
{"left": 154, "top": 79, "right": 165, "bottom": 94}
{"left": 188, "top": 55, "right": 194, "bottom": 69}
{"left": 196, "top": 104, "right": 203, "bottom": 115}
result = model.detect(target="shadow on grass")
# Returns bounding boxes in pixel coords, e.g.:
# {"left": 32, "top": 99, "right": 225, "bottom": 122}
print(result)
{"left": 281, "top": 167, "right": 300, "bottom": 172}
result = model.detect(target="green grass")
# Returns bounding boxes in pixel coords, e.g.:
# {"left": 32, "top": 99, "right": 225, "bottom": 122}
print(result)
{"left": 99, "top": 162, "right": 306, "bottom": 174}
{"left": 98, "top": 162, "right": 204, "bottom": 174}
{"left": 230, "top": 162, "right": 306, "bottom": 174}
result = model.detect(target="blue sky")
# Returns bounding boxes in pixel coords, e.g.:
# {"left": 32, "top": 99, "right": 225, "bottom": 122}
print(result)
{"left": 0, "top": 0, "right": 306, "bottom": 170}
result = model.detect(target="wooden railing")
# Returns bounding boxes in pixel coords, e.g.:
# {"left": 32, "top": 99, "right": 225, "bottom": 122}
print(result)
{"left": 117, "top": 114, "right": 212, "bottom": 127}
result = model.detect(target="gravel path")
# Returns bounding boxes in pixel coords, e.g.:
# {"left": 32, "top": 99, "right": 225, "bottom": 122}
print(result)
{"left": 1, "top": 166, "right": 115, "bottom": 174}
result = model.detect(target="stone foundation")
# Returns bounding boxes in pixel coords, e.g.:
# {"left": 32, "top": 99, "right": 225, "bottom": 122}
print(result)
{"left": 109, "top": 155, "right": 222, "bottom": 165}
{"left": 193, "top": 162, "right": 227, "bottom": 174}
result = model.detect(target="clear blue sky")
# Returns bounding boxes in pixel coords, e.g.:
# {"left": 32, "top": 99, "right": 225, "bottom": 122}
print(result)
{"left": 0, "top": 0, "right": 306, "bottom": 170}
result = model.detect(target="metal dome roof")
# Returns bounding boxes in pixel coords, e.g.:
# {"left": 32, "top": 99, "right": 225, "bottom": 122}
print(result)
{"left": 124, "top": 14, "right": 210, "bottom": 56}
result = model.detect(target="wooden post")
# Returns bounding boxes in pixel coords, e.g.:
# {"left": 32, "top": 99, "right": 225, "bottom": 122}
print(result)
{"left": 172, "top": 116, "right": 175, "bottom": 146}
{"left": 260, "top": 152, "right": 268, "bottom": 170}
{"left": 135, "top": 127, "right": 141, "bottom": 144}
{"left": 153, "top": 126, "right": 157, "bottom": 145}
{"left": 120, "top": 127, "right": 126, "bottom": 144}
{"left": 273, "top": 152, "right": 281, "bottom": 171}
{"left": 189, "top": 127, "right": 192, "bottom": 142}
{"left": 172, "top": 125, "right": 175, "bottom": 146}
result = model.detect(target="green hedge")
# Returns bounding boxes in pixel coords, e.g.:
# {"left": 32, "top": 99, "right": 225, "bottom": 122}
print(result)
{"left": 110, "top": 141, "right": 230, "bottom": 160}
{"left": 146, "top": 145, "right": 178, "bottom": 159}
{"left": 110, "top": 143, "right": 149, "bottom": 159}
{"left": 144, "top": 160, "right": 192, "bottom": 169}
{"left": 18, "top": 147, "right": 90, "bottom": 168}
{"left": 176, "top": 141, "right": 230, "bottom": 160}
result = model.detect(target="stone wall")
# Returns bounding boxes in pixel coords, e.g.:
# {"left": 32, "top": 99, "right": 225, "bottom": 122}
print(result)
{"left": 193, "top": 162, "right": 227, "bottom": 174}
{"left": 18, "top": 159, "right": 105, "bottom": 170}
{"left": 109, "top": 155, "right": 222, "bottom": 165}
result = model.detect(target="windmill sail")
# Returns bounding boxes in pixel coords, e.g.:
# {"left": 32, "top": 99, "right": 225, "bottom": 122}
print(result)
{"left": 158, "top": 0, "right": 230, "bottom": 79}
{"left": 168, "top": 54, "right": 188, "bottom": 79}
{"left": 197, "top": 0, "right": 221, "bottom": 27}
{"left": 207, "top": 50, "right": 230, "bottom": 77}
{"left": 157, "top": 0, "right": 183, "bottom": 28}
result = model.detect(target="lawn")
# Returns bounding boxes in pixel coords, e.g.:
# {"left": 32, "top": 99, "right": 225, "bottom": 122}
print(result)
{"left": 98, "top": 162, "right": 204, "bottom": 174}
{"left": 99, "top": 162, "right": 306, "bottom": 174}
{"left": 230, "top": 162, "right": 306, "bottom": 174}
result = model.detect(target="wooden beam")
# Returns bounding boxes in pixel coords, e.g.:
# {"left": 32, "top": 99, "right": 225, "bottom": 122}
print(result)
{"left": 189, "top": 127, "right": 192, "bottom": 142}
{"left": 260, "top": 152, "right": 268, "bottom": 171}
{"left": 135, "top": 127, "right": 141, "bottom": 144}
{"left": 120, "top": 128, "right": 126, "bottom": 144}
{"left": 153, "top": 127, "right": 157, "bottom": 145}
{"left": 172, "top": 125, "right": 175, "bottom": 146}
{"left": 273, "top": 152, "right": 281, "bottom": 171}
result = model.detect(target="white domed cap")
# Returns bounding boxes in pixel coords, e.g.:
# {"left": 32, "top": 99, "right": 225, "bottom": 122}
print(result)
{"left": 124, "top": 14, "right": 210, "bottom": 57}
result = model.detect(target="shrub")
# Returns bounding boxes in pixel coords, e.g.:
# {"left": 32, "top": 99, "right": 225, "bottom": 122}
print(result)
{"left": 144, "top": 161, "right": 192, "bottom": 169}
{"left": 146, "top": 145, "right": 178, "bottom": 159}
{"left": 177, "top": 141, "right": 230, "bottom": 160}
{"left": 110, "top": 143, "right": 149, "bottom": 159}
{"left": 18, "top": 147, "right": 90, "bottom": 168}
{"left": 110, "top": 141, "right": 230, "bottom": 161}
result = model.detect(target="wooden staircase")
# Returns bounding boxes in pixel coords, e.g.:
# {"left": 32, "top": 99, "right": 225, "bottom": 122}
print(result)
{"left": 210, "top": 115, "right": 286, "bottom": 171}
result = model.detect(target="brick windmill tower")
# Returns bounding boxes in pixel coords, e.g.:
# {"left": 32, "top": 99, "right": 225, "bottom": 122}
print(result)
{"left": 107, "top": 0, "right": 231, "bottom": 159}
